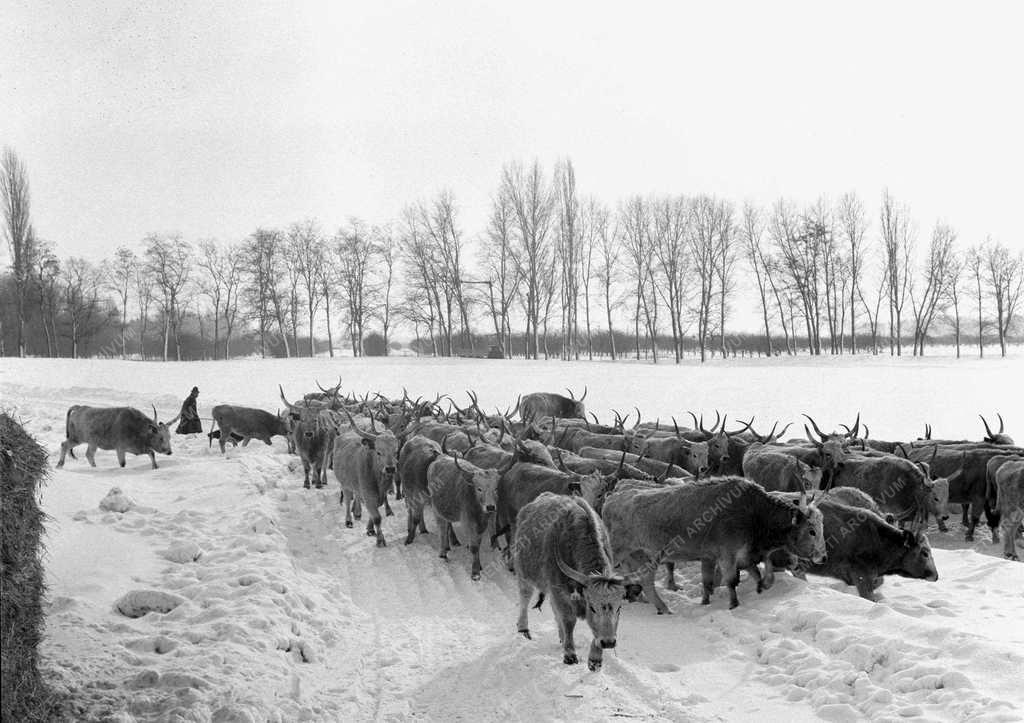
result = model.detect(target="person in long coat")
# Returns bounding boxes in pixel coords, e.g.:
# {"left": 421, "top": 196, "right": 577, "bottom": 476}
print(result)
{"left": 175, "top": 386, "right": 203, "bottom": 435}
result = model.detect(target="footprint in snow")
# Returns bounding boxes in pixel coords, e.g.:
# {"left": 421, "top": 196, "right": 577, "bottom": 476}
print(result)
{"left": 648, "top": 663, "right": 681, "bottom": 673}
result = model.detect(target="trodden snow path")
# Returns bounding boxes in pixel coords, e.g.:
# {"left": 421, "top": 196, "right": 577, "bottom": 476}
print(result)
{"left": 2, "top": 357, "right": 1023, "bottom": 722}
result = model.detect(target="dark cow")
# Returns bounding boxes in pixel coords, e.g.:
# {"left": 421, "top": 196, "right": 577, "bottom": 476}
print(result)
{"left": 603, "top": 477, "right": 825, "bottom": 610}
{"left": 830, "top": 455, "right": 943, "bottom": 530}
{"left": 513, "top": 492, "right": 625, "bottom": 670}
{"left": 680, "top": 412, "right": 753, "bottom": 475}
{"left": 333, "top": 415, "right": 400, "bottom": 546}
{"left": 771, "top": 497, "right": 938, "bottom": 600}
{"left": 208, "top": 405, "right": 290, "bottom": 453}
{"left": 742, "top": 443, "right": 823, "bottom": 493}
{"left": 427, "top": 451, "right": 500, "bottom": 579}
{"left": 980, "top": 414, "right": 1015, "bottom": 445}
{"left": 520, "top": 387, "right": 587, "bottom": 422}
{"left": 496, "top": 460, "right": 617, "bottom": 548}
{"left": 57, "top": 405, "right": 174, "bottom": 470}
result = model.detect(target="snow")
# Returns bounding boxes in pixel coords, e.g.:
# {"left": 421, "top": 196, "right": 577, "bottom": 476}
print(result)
{"left": 1, "top": 355, "right": 1023, "bottom": 722}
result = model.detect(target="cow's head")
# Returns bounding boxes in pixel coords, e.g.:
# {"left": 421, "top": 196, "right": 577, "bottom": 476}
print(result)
{"left": 913, "top": 446, "right": 950, "bottom": 523}
{"left": 897, "top": 530, "right": 938, "bottom": 582}
{"left": 791, "top": 458, "right": 822, "bottom": 491}
{"left": 981, "top": 413, "right": 1014, "bottom": 445}
{"left": 453, "top": 454, "right": 499, "bottom": 512}
{"left": 675, "top": 438, "right": 709, "bottom": 478}
{"left": 556, "top": 551, "right": 623, "bottom": 664}
{"left": 786, "top": 494, "right": 826, "bottom": 564}
{"left": 148, "top": 405, "right": 173, "bottom": 456}
{"left": 804, "top": 413, "right": 859, "bottom": 472}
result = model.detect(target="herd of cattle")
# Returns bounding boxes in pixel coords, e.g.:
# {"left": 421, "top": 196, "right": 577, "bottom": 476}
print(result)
{"left": 55, "top": 383, "right": 1023, "bottom": 670}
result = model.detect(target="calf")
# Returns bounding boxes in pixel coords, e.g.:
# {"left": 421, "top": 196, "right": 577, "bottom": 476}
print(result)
{"left": 513, "top": 492, "right": 625, "bottom": 670}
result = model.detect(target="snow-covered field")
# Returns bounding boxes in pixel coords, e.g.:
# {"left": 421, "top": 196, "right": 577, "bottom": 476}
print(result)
{"left": 2, "top": 356, "right": 1023, "bottom": 722}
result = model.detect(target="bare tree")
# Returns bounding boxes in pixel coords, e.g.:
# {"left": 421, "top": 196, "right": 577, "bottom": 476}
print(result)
{"left": 650, "top": 195, "right": 691, "bottom": 363}
{"left": 144, "top": 234, "right": 191, "bottom": 361}
{"left": 32, "top": 241, "right": 61, "bottom": 357}
{"left": 578, "top": 197, "right": 604, "bottom": 360}
{"left": 619, "top": 197, "right": 659, "bottom": 361}
{"left": 2, "top": 147, "right": 36, "bottom": 357}
{"left": 859, "top": 261, "right": 889, "bottom": 354}
{"left": 594, "top": 206, "right": 622, "bottom": 360}
{"left": 107, "top": 247, "right": 136, "bottom": 359}
{"left": 943, "top": 253, "right": 965, "bottom": 358}
{"left": 61, "top": 257, "right": 111, "bottom": 358}
{"left": 555, "top": 158, "right": 582, "bottom": 360}
{"left": 400, "top": 206, "right": 445, "bottom": 356}
{"left": 984, "top": 241, "right": 1024, "bottom": 357}
{"left": 741, "top": 202, "right": 773, "bottom": 355}
{"left": 244, "top": 228, "right": 287, "bottom": 358}
{"left": 691, "top": 196, "right": 731, "bottom": 361}
{"left": 966, "top": 244, "right": 987, "bottom": 357}
{"left": 502, "top": 160, "right": 555, "bottom": 360}
{"left": 838, "top": 192, "right": 867, "bottom": 353}
{"left": 133, "top": 260, "right": 154, "bottom": 358}
{"left": 336, "top": 218, "right": 375, "bottom": 357}
{"left": 197, "top": 240, "right": 245, "bottom": 359}
{"left": 715, "top": 201, "right": 737, "bottom": 357}
{"left": 375, "top": 224, "right": 398, "bottom": 355}
{"left": 417, "top": 191, "right": 471, "bottom": 353}
{"left": 879, "top": 190, "right": 914, "bottom": 356}
{"left": 288, "top": 219, "right": 325, "bottom": 357}
{"left": 910, "top": 223, "right": 956, "bottom": 355}
{"left": 482, "top": 188, "right": 521, "bottom": 356}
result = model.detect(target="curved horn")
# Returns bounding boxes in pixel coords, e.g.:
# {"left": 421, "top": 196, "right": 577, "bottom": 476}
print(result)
{"left": 929, "top": 444, "right": 938, "bottom": 470}
{"left": 998, "top": 413, "right": 1005, "bottom": 434}
{"left": 709, "top": 410, "right": 721, "bottom": 433}
{"left": 279, "top": 384, "right": 296, "bottom": 410}
{"left": 687, "top": 411, "right": 699, "bottom": 431}
{"left": 555, "top": 548, "right": 590, "bottom": 586}
{"left": 591, "top": 411, "right": 601, "bottom": 426}
{"left": 658, "top": 462, "right": 672, "bottom": 483}
{"left": 167, "top": 411, "right": 181, "bottom": 426}
{"left": 863, "top": 424, "right": 870, "bottom": 440}
{"left": 894, "top": 442, "right": 908, "bottom": 458}
{"left": 752, "top": 421, "right": 777, "bottom": 444}
{"left": 565, "top": 387, "right": 576, "bottom": 401}
{"left": 980, "top": 414, "right": 995, "bottom": 439}
{"left": 579, "top": 385, "right": 588, "bottom": 402}
{"left": 616, "top": 449, "right": 628, "bottom": 474}
{"left": 804, "top": 424, "right": 823, "bottom": 448}
{"left": 802, "top": 414, "right": 828, "bottom": 441}
{"left": 554, "top": 449, "right": 570, "bottom": 473}
{"left": 774, "top": 422, "right": 792, "bottom": 442}
{"left": 152, "top": 404, "right": 159, "bottom": 423}
{"left": 925, "top": 423, "right": 931, "bottom": 440}
{"left": 672, "top": 416, "right": 681, "bottom": 438}
{"left": 847, "top": 413, "right": 861, "bottom": 439}
{"left": 633, "top": 407, "right": 642, "bottom": 429}
{"left": 343, "top": 408, "right": 375, "bottom": 441}
{"left": 728, "top": 416, "right": 754, "bottom": 436}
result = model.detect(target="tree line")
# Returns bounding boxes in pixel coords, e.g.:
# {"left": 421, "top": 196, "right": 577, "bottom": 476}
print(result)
{"left": 2, "top": 147, "right": 1022, "bottom": 361}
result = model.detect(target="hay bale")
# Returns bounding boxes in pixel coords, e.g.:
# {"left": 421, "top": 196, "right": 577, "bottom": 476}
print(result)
{"left": 1, "top": 412, "right": 59, "bottom": 720}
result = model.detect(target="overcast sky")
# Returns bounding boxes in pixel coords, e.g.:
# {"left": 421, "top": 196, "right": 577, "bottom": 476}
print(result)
{"left": 3, "top": 1, "right": 1022, "bottom": 275}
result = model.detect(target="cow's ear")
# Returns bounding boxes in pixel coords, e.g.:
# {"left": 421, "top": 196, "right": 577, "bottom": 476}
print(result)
{"left": 150, "top": 424, "right": 159, "bottom": 433}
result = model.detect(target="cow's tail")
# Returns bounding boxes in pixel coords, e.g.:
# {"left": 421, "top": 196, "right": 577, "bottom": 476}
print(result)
{"left": 65, "top": 407, "right": 77, "bottom": 459}
{"left": 208, "top": 417, "right": 219, "bottom": 448}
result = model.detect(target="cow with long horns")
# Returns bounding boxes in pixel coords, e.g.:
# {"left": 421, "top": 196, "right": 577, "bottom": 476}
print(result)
{"left": 279, "top": 385, "right": 333, "bottom": 489}
{"left": 520, "top": 387, "right": 588, "bottom": 423}
{"left": 333, "top": 409, "right": 400, "bottom": 546}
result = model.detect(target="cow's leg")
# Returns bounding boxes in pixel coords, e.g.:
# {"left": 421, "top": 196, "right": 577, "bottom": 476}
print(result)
{"left": 516, "top": 578, "right": 533, "bottom": 639}
{"left": 1002, "top": 511, "right": 1022, "bottom": 560}
{"left": 405, "top": 503, "right": 421, "bottom": 545}
{"left": 965, "top": 504, "right": 981, "bottom": 542}
{"left": 550, "top": 595, "right": 578, "bottom": 665}
{"left": 57, "top": 440, "right": 70, "bottom": 468}
{"left": 700, "top": 558, "right": 717, "bottom": 606}
{"left": 394, "top": 476, "right": 403, "bottom": 500}
{"left": 985, "top": 501, "right": 1001, "bottom": 543}
{"left": 86, "top": 443, "right": 98, "bottom": 467}
{"left": 750, "top": 561, "right": 768, "bottom": 593}
{"left": 644, "top": 564, "right": 670, "bottom": 614}
{"left": 469, "top": 528, "right": 484, "bottom": 580}
{"left": 439, "top": 521, "right": 451, "bottom": 560}
{"left": 353, "top": 496, "right": 362, "bottom": 520}
{"left": 147, "top": 450, "right": 157, "bottom": 469}
{"left": 720, "top": 553, "right": 742, "bottom": 609}
{"left": 664, "top": 561, "right": 678, "bottom": 590}
{"left": 342, "top": 489, "right": 354, "bottom": 528}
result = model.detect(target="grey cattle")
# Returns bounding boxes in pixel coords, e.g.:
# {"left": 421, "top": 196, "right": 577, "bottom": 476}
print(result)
{"left": 831, "top": 455, "right": 945, "bottom": 530}
{"left": 332, "top": 416, "right": 400, "bottom": 546}
{"left": 280, "top": 386, "right": 334, "bottom": 489}
{"left": 742, "top": 443, "right": 823, "bottom": 493}
{"left": 57, "top": 405, "right": 174, "bottom": 470}
{"left": 603, "top": 477, "right": 825, "bottom": 610}
{"left": 520, "top": 388, "right": 587, "bottom": 422}
{"left": 396, "top": 434, "right": 441, "bottom": 544}
{"left": 992, "top": 459, "right": 1024, "bottom": 560}
{"left": 208, "top": 405, "right": 290, "bottom": 453}
{"left": 513, "top": 492, "right": 625, "bottom": 670}
{"left": 427, "top": 452, "right": 500, "bottom": 579}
